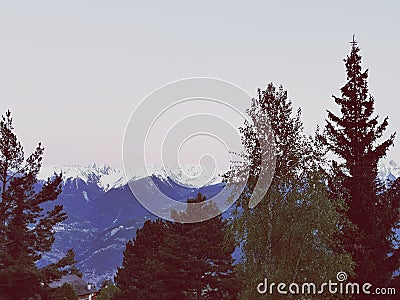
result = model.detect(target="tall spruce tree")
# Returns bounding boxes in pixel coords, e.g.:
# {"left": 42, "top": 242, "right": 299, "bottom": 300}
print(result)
{"left": 114, "top": 193, "right": 239, "bottom": 299}
{"left": 325, "top": 38, "right": 400, "bottom": 287}
{"left": 0, "top": 111, "right": 75, "bottom": 299}
{"left": 230, "top": 84, "right": 353, "bottom": 299}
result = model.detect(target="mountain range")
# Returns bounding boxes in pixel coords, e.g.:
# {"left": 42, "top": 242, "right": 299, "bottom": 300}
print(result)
{"left": 37, "top": 164, "right": 227, "bottom": 286}
{"left": 36, "top": 160, "right": 400, "bottom": 287}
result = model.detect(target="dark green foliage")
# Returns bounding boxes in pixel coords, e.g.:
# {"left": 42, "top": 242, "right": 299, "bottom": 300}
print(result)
{"left": 0, "top": 111, "right": 75, "bottom": 299}
{"left": 48, "top": 283, "right": 77, "bottom": 300}
{"left": 114, "top": 193, "right": 240, "bottom": 299}
{"left": 231, "top": 84, "right": 353, "bottom": 299}
{"left": 96, "top": 280, "right": 120, "bottom": 300}
{"left": 325, "top": 40, "right": 400, "bottom": 287}
{"left": 114, "top": 218, "right": 167, "bottom": 299}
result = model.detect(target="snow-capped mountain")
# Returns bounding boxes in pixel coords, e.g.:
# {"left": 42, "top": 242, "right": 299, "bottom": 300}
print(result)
{"left": 38, "top": 163, "right": 224, "bottom": 191}
{"left": 38, "top": 159, "right": 399, "bottom": 193}
{"left": 38, "top": 164, "right": 126, "bottom": 192}
{"left": 36, "top": 164, "right": 227, "bottom": 287}
{"left": 379, "top": 160, "right": 400, "bottom": 182}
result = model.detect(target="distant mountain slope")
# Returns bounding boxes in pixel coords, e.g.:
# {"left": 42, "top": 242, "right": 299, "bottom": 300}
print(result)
{"left": 77, "top": 176, "right": 226, "bottom": 285}
{"left": 37, "top": 165, "right": 227, "bottom": 286}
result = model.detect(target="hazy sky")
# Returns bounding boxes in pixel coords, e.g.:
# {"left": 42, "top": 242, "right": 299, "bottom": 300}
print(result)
{"left": 1, "top": 1, "right": 399, "bottom": 168}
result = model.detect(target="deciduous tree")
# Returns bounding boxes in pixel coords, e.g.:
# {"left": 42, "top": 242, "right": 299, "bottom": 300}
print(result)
{"left": 231, "top": 84, "right": 353, "bottom": 299}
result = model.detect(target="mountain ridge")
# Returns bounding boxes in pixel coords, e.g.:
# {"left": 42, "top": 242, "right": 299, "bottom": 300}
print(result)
{"left": 38, "top": 163, "right": 225, "bottom": 191}
{"left": 39, "top": 159, "right": 400, "bottom": 191}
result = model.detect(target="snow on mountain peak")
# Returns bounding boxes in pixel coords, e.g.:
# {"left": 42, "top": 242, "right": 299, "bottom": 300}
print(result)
{"left": 38, "top": 163, "right": 225, "bottom": 191}
{"left": 38, "top": 160, "right": 398, "bottom": 192}
{"left": 379, "top": 160, "right": 400, "bottom": 181}
{"left": 38, "top": 164, "right": 125, "bottom": 192}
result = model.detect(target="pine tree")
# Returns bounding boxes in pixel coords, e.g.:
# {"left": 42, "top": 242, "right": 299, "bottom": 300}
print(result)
{"left": 325, "top": 38, "right": 400, "bottom": 287}
{"left": 114, "top": 218, "right": 167, "bottom": 299}
{"left": 230, "top": 84, "right": 353, "bottom": 299}
{"left": 0, "top": 110, "right": 75, "bottom": 299}
{"left": 114, "top": 193, "right": 239, "bottom": 299}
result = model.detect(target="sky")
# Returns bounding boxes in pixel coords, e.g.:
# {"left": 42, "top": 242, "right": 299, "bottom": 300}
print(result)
{"left": 0, "top": 1, "right": 399, "bottom": 168}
